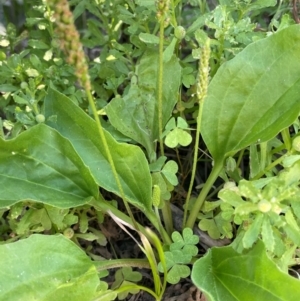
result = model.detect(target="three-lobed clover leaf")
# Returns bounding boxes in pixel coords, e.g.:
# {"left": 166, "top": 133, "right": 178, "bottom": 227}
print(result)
{"left": 112, "top": 267, "right": 142, "bottom": 300}
{"left": 161, "top": 160, "right": 178, "bottom": 186}
{"left": 151, "top": 159, "right": 179, "bottom": 204}
{"left": 158, "top": 228, "right": 199, "bottom": 284}
{"left": 163, "top": 117, "right": 192, "bottom": 148}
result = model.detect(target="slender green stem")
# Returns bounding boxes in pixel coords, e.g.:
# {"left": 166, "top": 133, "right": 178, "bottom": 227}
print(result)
{"left": 157, "top": 10, "right": 174, "bottom": 235}
{"left": 146, "top": 209, "right": 172, "bottom": 244}
{"left": 236, "top": 149, "right": 245, "bottom": 167}
{"left": 252, "top": 155, "right": 286, "bottom": 180}
{"left": 186, "top": 161, "right": 223, "bottom": 228}
{"left": 183, "top": 96, "right": 204, "bottom": 226}
{"left": 140, "top": 233, "right": 162, "bottom": 296}
{"left": 157, "top": 20, "right": 165, "bottom": 156}
{"left": 260, "top": 141, "right": 268, "bottom": 170}
{"left": 86, "top": 90, "right": 138, "bottom": 229}
{"left": 281, "top": 127, "right": 291, "bottom": 151}
{"left": 115, "top": 285, "right": 160, "bottom": 301}
{"left": 145, "top": 228, "right": 168, "bottom": 299}
{"left": 161, "top": 203, "right": 173, "bottom": 235}
{"left": 95, "top": 258, "right": 150, "bottom": 271}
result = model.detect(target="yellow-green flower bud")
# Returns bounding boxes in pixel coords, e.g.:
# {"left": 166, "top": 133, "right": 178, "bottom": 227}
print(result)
{"left": 257, "top": 199, "right": 271, "bottom": 213}
{"left": 35, "top": 114, "right": 45, "bottom": 123}
{"left": 174, "top": 26, "right": 186, "bottom": 40}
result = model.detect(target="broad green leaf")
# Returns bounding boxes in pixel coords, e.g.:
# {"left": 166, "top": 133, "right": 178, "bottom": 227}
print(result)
{"left": 0, "top": 234, "right": 99, "bottom": 301}
{"left": 105, "top": 51, "right": 181, "bottom": 160}
{"left": 192, "top": 241, "right": 300, "bottom": 301}
{"left": 44, "top": 88, "right": 152, "bottom": 211}
{"left": 202, "top": 25, "right": 300, "bottom": 164}
{"left": 0, "top": 124, "right": 98, "bottom": 208}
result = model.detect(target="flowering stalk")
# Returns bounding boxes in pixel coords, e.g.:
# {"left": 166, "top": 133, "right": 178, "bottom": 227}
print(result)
{"left": 47, "top": 0, "right": 91, "bottom": 91}
{"left": 184, "top": 38, "right": 211, "bottom": 227}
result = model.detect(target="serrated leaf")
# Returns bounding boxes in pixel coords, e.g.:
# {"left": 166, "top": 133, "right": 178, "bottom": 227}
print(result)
{"left": 261, "top": 216, "right": 275, "bottom": 252}
{"left": 192, "top": 241, "right": 300, "bottom": 301}
{"left": 239, "top": 180, "right": 260, "bottom": 200}
{"left": 44, "top": 88, "right": 152, "bottom": 211}
{"left": 283, "top": 224, "right": 300, "bottom": 245}
{"left": 285, "top": 209, "right": 300, "bottom": 231}
{"left": 0, "top": 234, "right": 99, "bottom": 301}
{"left": 218, "top": 189, "right": 245, "bottom": 207}
{"left": 0, "top": 124, "right": 98, "bottom": 208}
{"left": 242, "top": 213, "right": 264, "bottom": 249}
{"left": 202, "top": 25, "right": 300, "bottom": 165}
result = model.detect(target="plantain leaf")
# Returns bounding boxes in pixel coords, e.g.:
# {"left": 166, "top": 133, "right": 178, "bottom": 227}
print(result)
{"left": 0, "top": 124, "right": 98, "bottom": 208}
{"left": 192, "top": 240, "right": 300, "bottom": 301}
{"left": 202, "top": 25, "right": 300, "bottom": 164}
{"left": 44, "top": 88, "right": 152, "bottom": 211}
{"left": 0, "top": 234, "right": 99, "bottom": 301}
